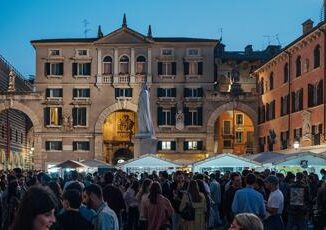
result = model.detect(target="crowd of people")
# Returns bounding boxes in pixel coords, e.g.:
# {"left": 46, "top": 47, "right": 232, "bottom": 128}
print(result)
{"left": 0, "top": 167, "right": 325, "bottom": 230}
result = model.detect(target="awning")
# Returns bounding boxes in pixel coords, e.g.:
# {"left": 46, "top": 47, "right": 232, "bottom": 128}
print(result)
{"left": 81, "top": 159, "right": 112, "bottom": 168}
{"left": 272, "top": 151, "right": 326, "bottom": 166}
{"left": 53, "top": 160, "right": 87, "bottom": 169}
{"left": 245, "top": 152, "right": 285, "bottom": 164}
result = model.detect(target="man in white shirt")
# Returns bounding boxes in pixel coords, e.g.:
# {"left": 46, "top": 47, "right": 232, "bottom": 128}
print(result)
{"left": 264, "top": 175, "right": 284, "bottom": 230}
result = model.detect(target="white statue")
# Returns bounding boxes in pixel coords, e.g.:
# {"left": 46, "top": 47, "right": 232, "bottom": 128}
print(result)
{"left": 137, "top": 85, "right": 155, "bottom": 138}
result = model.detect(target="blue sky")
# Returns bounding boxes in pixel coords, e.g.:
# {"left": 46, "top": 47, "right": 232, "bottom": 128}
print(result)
{"left": 0, "top": 0, "right": 322, "bottom": 77}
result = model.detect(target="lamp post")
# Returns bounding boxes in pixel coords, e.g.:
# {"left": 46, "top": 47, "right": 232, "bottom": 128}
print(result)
{"left": 293, "top": 140, "right": 300, "bottom": 150}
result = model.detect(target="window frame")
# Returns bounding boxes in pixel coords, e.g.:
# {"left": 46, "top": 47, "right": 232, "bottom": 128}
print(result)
{"left": 187, "top": 48, "right": 200, "bottom": 56}
{"left": 73, "top": 141, "right": 90, "bottom": 152}
{"left": 103, "top": 56, "right": 113, "bottom": 75}
{"left": 72, "top": 107, "right": 88, "bottom": 127}
{"left": 45, "top": 140, "right": 63, "bottom": 152}
{"left": 161, "top": 48, "right": 174, "bottom": 56}
{"left": 119, "top": 55, "right": 130, "bottom": 74}
{"left": 223, "top": 120, "right": 232, "bottom": 135}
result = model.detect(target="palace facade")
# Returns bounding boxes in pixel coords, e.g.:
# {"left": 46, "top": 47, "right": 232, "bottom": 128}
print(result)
{"left": 0, "top": 16, "right": 278, "bottom": 170}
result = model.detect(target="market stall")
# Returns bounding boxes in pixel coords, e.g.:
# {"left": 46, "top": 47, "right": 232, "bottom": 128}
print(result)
{"left": 48, "top": 160, "right": 87, "bottom": 173}
{"left": 192, "top": 153, "right": 263, "bottom": 173}
{"left": 245, "top": 151, "right": 285, "bottom": 168}
{"left": 116, "top": 154, "right": 182, "bottom": 173}
{"left": 271, "top": 151, "right": 326, "bottom": 178}
{"left": 81, "top": 159, "right": 113, "bottom": 173}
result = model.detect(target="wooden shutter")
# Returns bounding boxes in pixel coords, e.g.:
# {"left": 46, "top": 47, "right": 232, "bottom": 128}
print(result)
{"left": 262, "top": 106, "right": 265, "bottom": 122}
{"left": 198, "top": 88, "right": 203, "bottom": 97}
{"left": 286, "top": 95, "right": 290, "bottom": 115}
{"left": 198, "top": 62, "right": 203, "bottom": 75}
{"left": 172, "top": 88, "right": 177, "bottom": 97}
{"left": 272, "top": 101, "right": 275, "bottom": 119}
{"left": 72, "top": 108, "right": 77, "bottom": 126}
{"left": 157, "top": 88, "right": 162, "bottom": 97}
{"left": 45, "top": 141, "right": 50, "bottom": 151}
{"left": 45, "top": 89, "right": 50, "bottom": 98}
{"left": 59, "top": 63, "right": 64, "bottom": 75}
{"left": 291, "top": 92, "right": 295, "bottom": 112}
{"left": 299, "top": 88, "right": 303, "bottom": 110}
{"left": 45, "top": 63, "right": 50, "bottom": 76}
{"left": 318, "top": 124, "right": 323, "bottom": 134}
{"left": 171, "top": 141, "right": 176, "bottom": 151}
{"left": 158, "top": 62, "right": 162, "bottom": 75}
{"left": 184, "top": 107, "right": 190, "bottom": 126}
{"left": 73, "top": 89, "right": 77, "bottom": 98}
{"left": 58, "top": 141, "right": 63, "bottom": 150}
{"left": 184, "top": 62, "right": 189, "bottom": 75}
{"left": 184, "top": 141, "right": 188, "bottom": 151}
{"left": 157, "top": 141, "right": 162, "bottom": 150}
{"left": 115, "top": 88, "right": 119, "bottom": 98}
{"left": 266, "top": 103, "right": 269, "bottom": 121}
{"left": 308, "top": 84, "right": 314, "bottom": 107}
{"left": 81, "top": 108, "right": 87, "bottom": 126}
{"left": 44, "top": 107, "right": 50, "bottom": 126}
{"left": 157, "top": 107, "right": 163, "bottom": 126}
{"left": 197, "top": 141, "right": 203, "bottom": 150}
{"left": 184, "top": 88, "right": 189, "bottom": 97}
{"left": 72, "top": 63, "right": 77, "bottom": 76}
{"left": 86, "top": 63, "right": 91, "bottom": 75}
{"left": 171, "top": 107, "right": 177, "bottom": 125}
{"left": 280, "top": 97, "right": 284, "bottom": 116}
{"left": 197, "top": 107, "right": 203, "bottom": 125}
{"left": 58, "top": 107, "right": 62, "bottom": 125}
{"left": 317, "top": 80, "right": 323, "bottom": 105}
{"left": 73, "top": 142, "right": 77, "bottom": 151}
{"left": 172, "top": 62, "right": 177, "bottom": 75}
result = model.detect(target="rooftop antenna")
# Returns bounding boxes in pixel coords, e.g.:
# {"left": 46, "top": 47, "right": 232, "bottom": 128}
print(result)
{"left": 219, "top": 28, "right": 223, "bottom": 41}
{"left": 274, "top": 34, "right": 281, "bottom": 46}
{"left": 82, "top": 19, "right": 91, "bottom": 38}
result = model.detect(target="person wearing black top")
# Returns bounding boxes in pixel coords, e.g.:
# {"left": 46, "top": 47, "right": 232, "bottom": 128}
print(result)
{"left": 57, "top": 189, "right": 93, "bottom": 230}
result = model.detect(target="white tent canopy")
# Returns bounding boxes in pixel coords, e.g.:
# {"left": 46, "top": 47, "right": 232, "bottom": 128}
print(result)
{"left": 117, "top": 154, "right": 182, "bottom": 173}
{"left": 245, "top": 152, "right": 285, "bottom": 165}
{"left": 272, "top": 151, "right": 326, "bottom": 166}
{"left": 192, "top": 153, "right": 263, "bottom": 173}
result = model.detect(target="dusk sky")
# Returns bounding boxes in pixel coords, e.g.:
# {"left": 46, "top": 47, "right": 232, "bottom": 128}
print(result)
{"left": 0, "top": 0, "right": 323, "bottom": 77}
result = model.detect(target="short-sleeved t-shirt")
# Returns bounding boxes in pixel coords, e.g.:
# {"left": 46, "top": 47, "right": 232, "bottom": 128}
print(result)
{"left": 267, "top": 189, "right": 284, "bottom": 217}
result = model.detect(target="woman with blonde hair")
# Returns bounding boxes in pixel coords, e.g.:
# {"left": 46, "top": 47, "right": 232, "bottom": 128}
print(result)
{"left": 229, "top": 213, "right": 264, "bottom": 230}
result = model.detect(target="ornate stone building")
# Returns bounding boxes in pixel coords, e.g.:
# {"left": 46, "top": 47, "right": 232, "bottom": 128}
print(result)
{"left": 0, "top": 16, "right": 279, "bottom": 170}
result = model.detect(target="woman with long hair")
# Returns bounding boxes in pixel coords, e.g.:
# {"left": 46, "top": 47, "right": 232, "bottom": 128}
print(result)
{"left": 137, "top": 178, "right": 153, "bottom": 230}
{"left": 124, "top": 180, "right": 140, "bottom": 230}
{"left": 11, "top": 186, "right": 58, "bottom": 230}
{"left": 143, "top": 181, "right": 174, "bottom": 230}
{"left": 229, "top": 213, "right": 263, "bottom": 230}
{"left": 179, "top": 180, "right": 206, "bottom": 230}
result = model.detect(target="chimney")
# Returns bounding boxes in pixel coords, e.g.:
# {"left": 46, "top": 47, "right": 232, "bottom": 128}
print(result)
{"left": 302, "top": 19, "right": 314, "bottom": 35}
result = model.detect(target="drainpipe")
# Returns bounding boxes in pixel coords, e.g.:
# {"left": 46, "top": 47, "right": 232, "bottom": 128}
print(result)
{"left": 284, "top": 51, "right": 291, "bottom": 146}
{"left": 318, "top": 26, "right": 326, "bottom": 141}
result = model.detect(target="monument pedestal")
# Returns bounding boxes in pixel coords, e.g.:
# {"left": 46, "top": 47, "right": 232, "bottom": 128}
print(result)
{"left": 132, "top": 134, "right": 157, "bottom": 158}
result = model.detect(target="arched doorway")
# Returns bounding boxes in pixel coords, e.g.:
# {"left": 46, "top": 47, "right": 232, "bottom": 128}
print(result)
{"left": 214, "top": 110, "right": 254, "bottom": 155}
{"left": 102, "top": 110, "right": 137, "bottom": 164}
{"left": 0, "top": 108, "right": 34, "bottom": 169}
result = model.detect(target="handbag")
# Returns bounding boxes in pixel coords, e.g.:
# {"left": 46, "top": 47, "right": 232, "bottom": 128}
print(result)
{"left": 180, "top": 193, "right": 195, "bottom": 221}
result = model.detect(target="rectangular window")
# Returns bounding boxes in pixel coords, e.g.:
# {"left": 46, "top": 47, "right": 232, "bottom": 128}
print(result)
{"left": 187, "top": 48, "right": 200, "bottom": 56}
{"left": 188, "top": 141, "right": 198, "bottom": 150}
{"left": 280, "top": 131, "right": 289, "bottom": 150}
{"left": 236, "top": 114, "right": 244, "bottom": 125}
{"left": 73, "top": 141, "right": 90, "bottom": 151}
{"left": 73, "top": 88, "right": 90, "bottom": 98}
{"left": 45, "top": 141, "right": 62, "bottom": 151}
{"left": 49, "top": 49, "right": 60, "bottom": 56}
{"left": 223, "top": 140, "right": 232, "bottom": 148}
{"left": 223, "top": 120, "right": 231, "bottom": 135}
{"left": 72, "top": 107, "right": 87, "bottom": 126}
{"left": 115, "top": 88, "right": 133, "bottom": 98}
{"left": 45, "top": 63, "right": 63, "bottom": 76}
{"left": 161, "top": 48, "right": 173, "bottom": 56}
{"left": 136, "top": 62, "right": 145, "bottom": 74}
{"left": 162, "top": 141, "right": 172, "bottom": 150}
{"left": 235, "top": 132, "right": 243, "bottom": 143}
{"left": 77, "top": 49, "right": 88, "bottom": 56}
{"left": 189, "top": 62, "right": 198, "bottom": 75}
{"left": 103, "top": 62, "right": 112, "bottom": 75}
{"left": 77, "top": 63, "right": 91, "bottom": 75}
{"left": 162, "top": 109, "right": 173, "bottom": 126}
{"left": 159, "top": 88, "right": 176, "bottom": 97}
{"left": 184, "top": 88, "right": 203, "bottom": 98}
{"left": 162, "top": 62, "right": 172, "bottom": 75}
{"left": 44, "top": 107, "right": 62, "bottom": 126}
{"left": 293, "top": 128, "right": 302, "bottom": 140}
{"left": 46, "top": 88, "right": 63, "bottom": 98}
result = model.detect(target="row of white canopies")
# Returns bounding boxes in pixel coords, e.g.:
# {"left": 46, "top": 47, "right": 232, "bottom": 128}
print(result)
{"left": 116, "top": 151, "right": 326, "bottom": 176}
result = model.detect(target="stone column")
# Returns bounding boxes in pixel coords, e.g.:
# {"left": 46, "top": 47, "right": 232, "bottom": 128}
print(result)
{"left": 114, "top": 48, "right": 119, "bottom": 75}
{"left": 33, "top": 134, "right": 43, "bottom": 170}
{"left": 94, "top": 135, "right": 103, "bottom": 160}
{"left": 131, "top": 48, "right": 135, "bottom": 76}
{"left": 96, "top": 48, "right": 102, "bottom": 87}
{"left": 206, "top": 132, "right": 215, "bottom": 156}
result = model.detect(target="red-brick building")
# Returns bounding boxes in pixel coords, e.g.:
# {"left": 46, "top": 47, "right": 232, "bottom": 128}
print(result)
{"left": 255, "top": 19, "right": 326, "bottom": 153}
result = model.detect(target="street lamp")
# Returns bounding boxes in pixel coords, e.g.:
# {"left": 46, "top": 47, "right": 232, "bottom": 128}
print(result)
{"left": 293, "top": 140, "right": 300, "bottom": 150}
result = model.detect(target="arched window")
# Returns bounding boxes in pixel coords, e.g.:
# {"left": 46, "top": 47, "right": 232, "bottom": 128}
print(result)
{"left": 119, "top": 55, "right": 129, "bottom": 74}
{"left": 283, "top": 63, "right": 289, "bottom": 83}
{"left": 269, "top": 72, "right": 274, "bottom": 90}
{"left": 136, "top": 56, "right": 146, "bottom": 74}
{"left": 103, "top": 56, "right": 112, "bottom": 75}
{"left": 296, "top": 56, "right": 301, "bottom": 77}
{"left": 314, "top": 45, "right": 320, "bottom": 68}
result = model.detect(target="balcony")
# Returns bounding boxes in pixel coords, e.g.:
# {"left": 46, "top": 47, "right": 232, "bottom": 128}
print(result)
{"left": 102, "top": 75, "right": 113, "bottom": 84}
{"left": 205, "top": 90, "right": 256, "bottom": 102}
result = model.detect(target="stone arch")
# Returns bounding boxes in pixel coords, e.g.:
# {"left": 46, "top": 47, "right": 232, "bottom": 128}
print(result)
{"left": 206, "top": 102, "right": 257, "bottom": 155}
{"left": 0, "top": 101, "right": 42, "bottom": 133}
{"left": 94, "top": 101, "right": 138, "bottom": 133}
{"left": 207, "top": 102, "right": 256, "bottom": 133}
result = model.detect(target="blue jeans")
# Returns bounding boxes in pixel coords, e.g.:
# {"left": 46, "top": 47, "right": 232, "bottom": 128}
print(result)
{"left": 172, "top": 213, "right": 181, "bottom": 230}
{"left": 264, "top": 214, "right": 284, "bottom": 230}
{"left": 286, "top": 215, "right": 307, "bottom": 230}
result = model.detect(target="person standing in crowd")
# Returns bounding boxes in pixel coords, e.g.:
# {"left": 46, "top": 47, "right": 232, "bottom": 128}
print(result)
{"left": 196, "top": 179, "right": 210, "bottom": 228}
{"left": 57, "top": 189, "right": 93, "bottom": 230}
{"left": 83, "top": 184, "right": 119, "bottom": 230}
{"left": 102, "top": 172, "right": 125, "bottom": 228}
{"left": 316, "top": 180, "right": 326, "bottom": 230}
{"left": 143, "top": 181, "right": 174, "bottom": 230}
{"left": 229, "top": 213, "right": 264, "bottom": 230}
{"left": 63, "top": 171, "right": 85, "bottom": 192}
{"left": 160, "top": 171, "right": 171, "bottom": 199}
{"left": 232, "top": 173, "right": 266, "bottom": 219}
{"left": 179, "top": 180, "right": 207, "bottom": 230}
{"left": 223, "top": 172, "right": 242, "bottom": 225}
{"left": 286, "top": 172, "right": 310, "bottom": 230}
{"left": 209, "top": 173, "right": 221, "bottom": 228}
{"left": 263, "top": 175, "right": 284, "bottom": 230}
{"left": 12, "top": 186, "right": 57, "bottom": 230}
{"left": 124, "top": 180, "right": 140, "bottom": 230}
{"left": 137, "top": 178, "right": 153, "bottom": 230}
